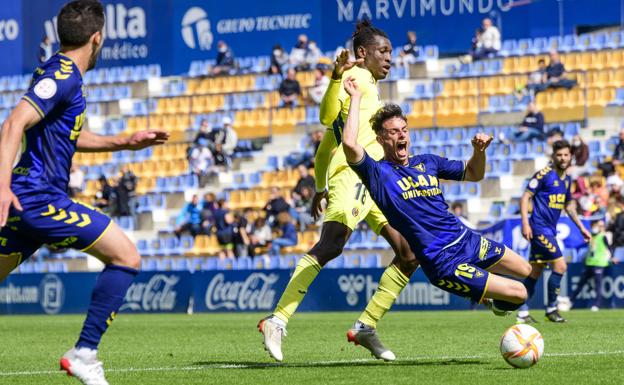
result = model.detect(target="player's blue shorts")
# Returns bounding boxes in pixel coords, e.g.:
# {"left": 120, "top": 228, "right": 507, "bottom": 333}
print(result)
{"left": 420, "top": 229, "right": 507, "bottom": 303}
{"left": 0, "top": 196, "right": 112, "bottom": 266}
{"left": 529, "top": 231, "right": 563, "bottom": 263}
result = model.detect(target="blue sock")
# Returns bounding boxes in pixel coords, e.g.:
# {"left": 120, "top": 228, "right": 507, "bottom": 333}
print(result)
{"left": 523, "top": 276, "right": 538, "bottom": 299}
{"left": 76, "top": 264, "right": 138, "bottom": 350}
{"left": 547, "top": 271, "right": 564, "bottom": 309}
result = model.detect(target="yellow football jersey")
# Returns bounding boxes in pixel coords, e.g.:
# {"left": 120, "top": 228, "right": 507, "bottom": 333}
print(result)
{"left": 326, "top": 65, "right": 384, "bottom": 178}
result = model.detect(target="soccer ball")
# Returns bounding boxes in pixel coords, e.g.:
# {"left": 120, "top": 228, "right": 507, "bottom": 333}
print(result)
{"left": 499, "top": 324, "right": 544, "bottom": 368}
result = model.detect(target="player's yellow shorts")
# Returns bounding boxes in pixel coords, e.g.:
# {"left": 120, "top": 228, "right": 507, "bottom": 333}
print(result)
{"left": 324, "top": 166, "right": 388, "bottom": 234}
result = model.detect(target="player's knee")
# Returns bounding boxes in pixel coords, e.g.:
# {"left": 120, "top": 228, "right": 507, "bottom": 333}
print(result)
{"left": 393, "top": 256, "right": 418, "bottom": 277}
{"left": 519, "top": 260, "right": 532, "bottom": 278}
{"left": 311, "top": 243, "right": 344, "bottom": 266}
{"left": 553, "top": 260, "right": 567, "bottom": 274}
{"left": 109, "top": 245, "right": 141, "bottom": 270}
{"left": 510, "top": 283, "right": 528, "bottom": 304}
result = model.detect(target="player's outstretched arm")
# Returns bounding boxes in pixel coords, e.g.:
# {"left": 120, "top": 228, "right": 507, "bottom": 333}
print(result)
{"left": 565, "top": 199, "right": 592, "bottom": 242}
{"left": 0, "top": 100, "right": 43, "bottom": 226}
{"left": 76, "top": 129, "right": 169, "bottom": 153}
{"left": 342, "top": 77, "right": 364, "bottom": 164}
{"left": 464, "top": 133, "right": 493, "bottom": 181}
{"left": 520, "top": 191, "right": 533, "bottom": 240}
{"left": 319, "top": 50, "right": 363, "bottom": 126}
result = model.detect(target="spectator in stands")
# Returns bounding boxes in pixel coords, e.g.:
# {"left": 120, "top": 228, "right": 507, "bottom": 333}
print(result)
{"left": 467, "top": 28, "right": 482, "bottom": 61}
{"left": 472, "top": 18, "right": 500, "bottom": 60}
{"left": 307, "top": 67, "right": 330, "bottom": 105}
{"left": 613, "top": 128, "right": 624, "bottom": 166}
{"left": 200, "top": 192, "right": 217, "bottom": 235}
{"left": 94, "top": 175, "right": 115, "bottom": 214}
{"left": 568, "top": 135, "right": 590, "bottom": 177}
{"left": 115, "top": 166, "right": 137, "bottom": 217}
{"left": 249, "top": 216, "right": 272, "bottom": 257}
{"left": 501, "top": 102, "right": 544, "bottom": 143}
{"left": 290, "top": 34, "right": 309, "bottom": 69}
{"left": 68, "top": 165, "right": 85, "bottom": 197}
{"left": 269, "top": 212, "right": 298, "bottom": 256}
{"left": 214, "top": 198, "right": 229, "bottom": 231}
{"left": 544, "top": 50, "right": 577, "bottom": 91}
{"left": 216, "top": 212, "right": 236, "bottom": 259}
{"left": 609, "top": 196, "right": 624, "bottom": 262}
{"left": 292, "top": 185, "right": 315, "bottom": 231}
{"left": 194, "top": 119, "right": 212, "bottom": 145}
{"left": 211, "top": 40, "right": 235, "bottom": 76}
{"left": 451, "top": 202, "right": 475, "bottom": 229}
{"left": 269, "top": 44, "right": 289, "bottom": 75}
{"left": 211, "top": 143, "right": 230, "bottom": 171}
{"left": 293, "top": 164, "right": 315, "bottom": 196}
{"left": 581, "top": 178, "right": 609, "bottom": 217}
{"left": 232, "top": 212, "right": 250, "bottom": 258}
{"left": 188, "top": 141, "right": 213, "bottom": 186}
{"left": 221, "top": 116, "right": 238, "bottom": 156}
{"left": 525, "top": 59, "right": 547, "bottom": 95}
{"left": 279, "top": 68, "right": 302, "bottom": 107}
{"left": 398, "top": 30, "right": 420, "bottom": 71}
{"left": 303, "top": 40, "right": 322, "bottom": 70}
{"left": 284, "top": 129, "right": 324, "bottom": 168}
{"left": 174, "top": 194, "right": 202, "bottom": 238}
{"left": 39, "top": 36, "right": 53, "bottom": 63}
{"left": 264, "top": 187, "right": 290, "bottom": 225}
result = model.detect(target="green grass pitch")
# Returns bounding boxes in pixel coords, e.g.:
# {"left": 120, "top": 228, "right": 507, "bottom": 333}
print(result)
{"left": 1, "top": 310, "right": 622, "bottom": 385}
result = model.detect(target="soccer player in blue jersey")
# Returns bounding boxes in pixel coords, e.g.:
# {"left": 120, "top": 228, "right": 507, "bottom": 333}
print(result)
{"left": 339, "top": 77, "right": 532, "bottom": 312}
{"left": 516, "top": 140, "right": 591, "bottom": 323}
{"left": 0, "top": 2, "right": 168, "bottom": 384}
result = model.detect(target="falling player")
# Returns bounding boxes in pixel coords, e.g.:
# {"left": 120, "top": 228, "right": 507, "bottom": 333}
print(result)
{"left": 516, "top": 140, "right": 591, "bottom": 323}
{"left": 0, "top": 1, "right": 168, "bottom": 384}
{"left": 340, "top": 77, "right": 532, "bottom": 313}
{"left": 258, "top": 20, "right": 418, "bottom": 362}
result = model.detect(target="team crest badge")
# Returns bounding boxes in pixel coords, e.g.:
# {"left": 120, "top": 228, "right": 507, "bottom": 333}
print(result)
{"left": 352, "top": 208, "right": 359, "bottom": 217}
{"left": 475, "top": 271, "right": 484, "bottom": 278}
{"left": 553, "top": 180, "right": 559, "bottom": 187}
{"left": 413, "top": 163, "right": 425, "bottom": 172}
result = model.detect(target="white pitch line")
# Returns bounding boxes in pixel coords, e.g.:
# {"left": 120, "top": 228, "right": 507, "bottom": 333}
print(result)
{"left": 1, "top": 350, "right": 622, "bottom": 377}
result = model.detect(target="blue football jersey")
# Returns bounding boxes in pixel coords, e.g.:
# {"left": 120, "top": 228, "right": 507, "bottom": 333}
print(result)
{"left": 12, "top": 52, "right": 86, "bottom": 205}
{"left": 525, "top": 166, "right": 571, "bottom": 236}
{"left": 350, "top": 152, "right": 467, "bottom": 263}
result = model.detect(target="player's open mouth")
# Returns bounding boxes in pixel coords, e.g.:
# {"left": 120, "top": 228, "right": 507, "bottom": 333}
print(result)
{"left": 382, "top": 65, "right": 391, "bottom": 73}
{"left": 397, "top": 141, "right": 408, "bottom": 157}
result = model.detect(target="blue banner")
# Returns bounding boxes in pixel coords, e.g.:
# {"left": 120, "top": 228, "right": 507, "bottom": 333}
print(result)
{"left": 0, "top": 271, "right": 191, "bottom": 315}
{"left": 1, "top": 0, "right": 622, "bottom": 76}
{"left": 479, "top": 216, "right": 591, "bottom": 255}
{"left": 2, "top": 264, "right": 623, "bottom": 314}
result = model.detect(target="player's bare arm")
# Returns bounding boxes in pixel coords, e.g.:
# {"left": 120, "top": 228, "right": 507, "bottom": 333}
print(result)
{"left": 0, "top": 100, "right": 45, "bottom": 226}
{"left": 565, "top": 199, "right": 592, "bottom": 242}
{"left": 520, "top": 191, "right": 533, "bottom": 240}
{"left": 341, "top": 77, "right": 365, "bottom": 165}
{"left": 464, "top": 133, "right": 493, "bottom": 182}
{"left": 77, "top": 129, "right": 169, "bottom": 153}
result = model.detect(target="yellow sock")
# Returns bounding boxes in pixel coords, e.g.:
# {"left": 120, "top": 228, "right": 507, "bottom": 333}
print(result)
{"left": 358, "top": 264, "right": 409, "bottom": 328}
{"left": 273, "top": 254, "right": 321, "bottom": 324}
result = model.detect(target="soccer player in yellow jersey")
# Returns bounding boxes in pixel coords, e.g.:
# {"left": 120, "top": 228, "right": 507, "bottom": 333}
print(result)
{"left": 258, "top": 20, "right": 418, "bottom": 362}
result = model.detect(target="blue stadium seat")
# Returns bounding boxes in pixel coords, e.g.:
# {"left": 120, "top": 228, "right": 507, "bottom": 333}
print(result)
{"left": 235, "top": 257, "right": 253, "bottom": 270}
{"left": 363, "top": 254, "right": 382, "bottom": 268}
{"left": 171, "top": 258, "right": 190, "bottom": 271}
{"left": 529, "top": 37, "right": 548, "bottom": 55}
{"left": 606, "top": 30, "right": 624, "bottom": 49}
{"left": 201, "top": 257, "right": 219, "bottom": 271}
{"left": 344, "top": 254, "right": 363, "bottom": 268}
{"left": 326, "top": 255, "right": 344, "bottom": 269}
{"left": 515, "top": 39, "right": 532, "bottom": 56}
{"left": 590, "top": 33, "right": 608, "bottom": 50}
{"left": 498, "top": 40, "right": 516, "bottom": 57}
{"left": 156, "top": 257, "right": 172, "bottom": 271}
{"left": 608, "top": 88, "right": 624, "bottom": 106}
{"left": 190, "top": 257, "right": 205, "bottom": 272}
{"left": 558, "top": 35, "right": 578, "bottom": 53}
{"left": 218, "top": 258, "right": 236, "bottom": 270}
{"left": 279, "top": 255, "right": 298, "bottom": 269}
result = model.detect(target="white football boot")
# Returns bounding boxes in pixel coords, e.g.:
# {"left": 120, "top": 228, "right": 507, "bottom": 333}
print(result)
{"left": 258, "top": 316, "right": 287, "bottom": 362}
{"left": 347, "top": 322, "right": 396, "bottom": 361}
{"left": 60, "top": 347, "right": 109, "bottom": 385}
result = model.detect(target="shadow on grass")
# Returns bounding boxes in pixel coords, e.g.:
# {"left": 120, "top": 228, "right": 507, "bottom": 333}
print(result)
{"left": 191, "top": 358, "right": 486, "bottom": 370}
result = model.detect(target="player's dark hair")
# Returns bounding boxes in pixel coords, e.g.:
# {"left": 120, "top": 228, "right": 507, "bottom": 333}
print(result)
{"left": 552, "top": 139, "right": 572, "bottom": 153}
{"left": 370, "top": 104, "right": 407, "bottom": 135}
{"left": 352, "top": 19, "right": 389, "bottom": 58}
{"left": 57, "top": 0, "right": 105, "bottom": 47}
